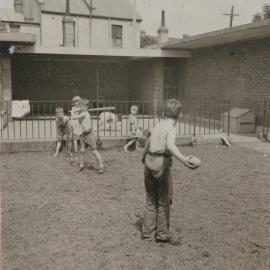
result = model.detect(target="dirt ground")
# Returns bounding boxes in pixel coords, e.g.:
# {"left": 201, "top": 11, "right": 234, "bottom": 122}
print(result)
{"left": 1, "top": 144, "right": 270, "bottom": 270}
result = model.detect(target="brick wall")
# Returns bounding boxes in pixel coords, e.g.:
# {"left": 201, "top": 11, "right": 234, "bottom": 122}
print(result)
{"left": 0, "top": 55, "right": 12, "bottom": 116}
{"left": 12, "top": 56, "right": 130, "bottom": 101}
{"left": 178, "top": 37, "right": 270, "bottom": 113}
{"left": 130, "top": 59, "right": 164, "bottom": 114}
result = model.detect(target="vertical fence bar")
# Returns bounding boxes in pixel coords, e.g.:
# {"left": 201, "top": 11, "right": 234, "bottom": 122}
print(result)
{"left": 193, "top": 102, "right": 196, "bottom": 137}
{"left": 120, "top": 102, "right": 123, "bottom": 137}
{"left": 0, "top": 103, "right": 2, "bottom": 140}
{"left": 19, "top": 115, "right": 22, "bottom": 140}
{"left": 227, "top": 101, "right": 230, "bottom": 137}
{"left": 142, "top": 102, "right": 145, "bottom": 131}
{"left": 12, "top": 104, "right": 15, "bottom": 140}
{"left": 49, "top": 102, "right": 52, "bottom": 138}
{"left": 7, "top": 102, "right": 10, "bottom": 140}
{"left": 266, "top": 101, "right": 270, "bottom": 141}
{"left": 114, "top": 102, "right": 117, "bottom": 137}
{"left": 213, "top": 102, "right": 216, "bottom": 133}
{"left": 208, "top": 102, "right": 211, "bottom": 134}
{"left": 38, "top": 103, "right": 40, "bottom": 139}
{"left": 43, "top": 103, "right": 46, "bottom": 139}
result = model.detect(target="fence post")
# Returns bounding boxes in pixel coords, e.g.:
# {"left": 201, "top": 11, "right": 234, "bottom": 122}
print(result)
{"left": 266, "top": 101, "right": 270, "bottom": 141}
{"left": 193, "top": 102, "right": 196, "bottom": 137}
{"left": 263, "top": 100, "right": 266, "bottom": 139}
{"left": 227, "top": 101, "right": 230, "bottom": 137}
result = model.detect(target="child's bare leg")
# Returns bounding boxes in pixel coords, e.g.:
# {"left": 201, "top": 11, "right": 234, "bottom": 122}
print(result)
{"left": 79, "top": 149, "right": 85, "bottom": 170}
{"left": 53, "top": 141, "right": 61, "bottom": 156}
{"left": 67, "top": 139, "right": 73, "bottom": 160}
{"left": 73, "top": 136, "right": 78, "bottom": 152}
{"left": 92, "top": 150, "right": 104, "bottom": 169}
{"left": 79, "top": 140, "right": 86, "bottom": 170}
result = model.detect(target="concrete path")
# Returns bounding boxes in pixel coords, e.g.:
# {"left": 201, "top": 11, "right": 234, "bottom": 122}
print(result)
{"left": 196, "top": 133, "right": 270, "bottom": 155}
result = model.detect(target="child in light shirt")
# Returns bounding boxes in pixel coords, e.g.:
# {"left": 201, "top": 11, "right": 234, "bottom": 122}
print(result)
{"left": 70, "top": 96, "right": 82, "bottom": 153}
{"left": 124, "top": 105, "right": 142, "bottom": 152}
{"left": 71, "top": 98, "right": 105, "bottom": 174}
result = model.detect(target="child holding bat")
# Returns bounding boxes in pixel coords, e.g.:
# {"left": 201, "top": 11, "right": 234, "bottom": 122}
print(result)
{"left": 71, "top": 98, "right": 105, "bottom": 174}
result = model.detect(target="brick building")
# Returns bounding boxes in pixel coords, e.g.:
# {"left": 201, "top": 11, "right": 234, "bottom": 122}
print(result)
{"left": 162, "top": 20, "right": 270, "bottom": 113}
{"left": 0, "top": 0, "right": 187, "bottom": 108}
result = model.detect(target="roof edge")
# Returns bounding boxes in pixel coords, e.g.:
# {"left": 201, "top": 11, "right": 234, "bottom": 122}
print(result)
{"left": 162, "top": 19, "right": 270, "bottom": 49}
{"left": 42, "top": 10, "right": 142, "bottom": 22}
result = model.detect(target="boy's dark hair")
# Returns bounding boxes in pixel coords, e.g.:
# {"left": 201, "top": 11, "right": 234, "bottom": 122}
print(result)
{"left": 55, "top": 107, "right": 64, "bottom": 113}
{"left": 164, "top": 99, "right": 182, "bottom": 119}
{"left": 79, "top": 98, "right": 89, "bottom": 106}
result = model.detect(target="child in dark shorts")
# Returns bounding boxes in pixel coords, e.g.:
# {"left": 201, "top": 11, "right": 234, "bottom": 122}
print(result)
{"left": 53, "top": 107, "right": 72, "bottom": 157}
{"left": 71, "top": 98, "right": 105, "bottom": 174}
{"left": 141, "top": 99, "right": 196, "bottom": 244}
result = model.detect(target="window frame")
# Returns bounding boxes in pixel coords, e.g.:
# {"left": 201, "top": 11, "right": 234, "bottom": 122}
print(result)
{"left": 111, "top": 24, "right": 123, "bottom": 49}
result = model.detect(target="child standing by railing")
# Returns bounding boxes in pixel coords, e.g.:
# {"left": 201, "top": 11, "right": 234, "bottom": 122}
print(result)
{"left": 124, "top": 105, "right": 142, "bottom": 152}
{"left": 70, "top": 96, "right": 82, "bottom": 153}
{"left": 53, "top": 107, "right": 72, "bottom": 157}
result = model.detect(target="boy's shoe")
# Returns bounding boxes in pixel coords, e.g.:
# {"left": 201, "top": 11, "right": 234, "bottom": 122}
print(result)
{"left": 156, "top": 237, "right": 181, "bottom": 246}
{"left": 97, "top": 167, "right": 105, "bottom": 174}
{"left": 141, "top": 236, "right": 155, "bottom": 243}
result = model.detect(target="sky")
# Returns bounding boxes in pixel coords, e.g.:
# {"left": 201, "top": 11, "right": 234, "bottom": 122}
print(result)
{"left": 1, "top": 0, "right": 270, "bottom": 37}
{"left": 136, "top": 0, "right": 270, "bottom": 37}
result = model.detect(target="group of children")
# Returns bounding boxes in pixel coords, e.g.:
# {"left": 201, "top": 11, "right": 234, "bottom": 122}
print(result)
{"left": 54, "top": 96, "right": 104, "bottom": 174}
{"left": 55, "top": 96, "right": 199, "bottom": 245}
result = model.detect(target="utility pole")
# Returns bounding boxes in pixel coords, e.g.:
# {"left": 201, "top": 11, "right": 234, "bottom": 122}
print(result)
{"left": 223, "top": 5, "right": 239, "bottom": 28}
{"left": 132, "top": 0, "right": 137, "bottom": 48}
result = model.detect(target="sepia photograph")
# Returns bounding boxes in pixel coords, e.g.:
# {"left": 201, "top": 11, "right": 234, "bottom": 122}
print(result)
{"left": 0, "top": 0, "right": 270, "bottom": 269}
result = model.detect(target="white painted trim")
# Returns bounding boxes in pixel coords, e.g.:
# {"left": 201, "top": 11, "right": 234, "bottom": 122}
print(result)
{"left": 16, "top": 46, "right": 191, "bottom": 58}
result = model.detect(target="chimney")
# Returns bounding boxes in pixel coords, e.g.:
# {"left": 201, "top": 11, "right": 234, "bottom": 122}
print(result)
{"left": 158, "top": 10, "right": 169, "bottom": 44}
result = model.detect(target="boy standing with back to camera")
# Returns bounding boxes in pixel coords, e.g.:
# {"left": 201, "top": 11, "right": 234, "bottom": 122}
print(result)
{"left": 141, "top": 99, "right": 196, "bottom": 244}
{"left": 71, "top": 98, "right": 105, "bottom": 174}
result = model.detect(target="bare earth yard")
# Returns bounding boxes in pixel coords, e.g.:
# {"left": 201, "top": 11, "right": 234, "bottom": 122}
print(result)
{"left": 1, "top": 144, "right": 270, "bottom": 270}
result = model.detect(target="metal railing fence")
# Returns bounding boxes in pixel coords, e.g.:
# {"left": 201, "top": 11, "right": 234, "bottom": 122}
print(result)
{"left": 0, "top": 99, "right": 230, "bottom": 141}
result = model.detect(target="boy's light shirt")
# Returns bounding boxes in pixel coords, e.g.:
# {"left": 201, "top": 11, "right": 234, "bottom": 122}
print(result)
{"left": 149, "top": 119, "right": 176, "bottom": 153}
{"left": 78, "top": 111, "right": 91, "bottom": 132}
{"left": 129, "top": 114, "right": 138, "bottom": 135}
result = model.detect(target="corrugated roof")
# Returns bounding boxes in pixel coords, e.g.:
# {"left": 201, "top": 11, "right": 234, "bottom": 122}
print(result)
{"left": 43, "top": 0, "right": 142, "bottom": 21}
{"left": 0, "top": 9, "right": 25, "bottom": 23}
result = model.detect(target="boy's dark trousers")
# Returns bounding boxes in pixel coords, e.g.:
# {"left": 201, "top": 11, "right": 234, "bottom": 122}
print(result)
{"left": 142, "top": 156, "right": 172, "bottom": 241}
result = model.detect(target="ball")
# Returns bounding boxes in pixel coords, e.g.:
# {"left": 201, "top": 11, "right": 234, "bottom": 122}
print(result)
{"left": 187, "top": 156, "right": 201, "bottom": 169}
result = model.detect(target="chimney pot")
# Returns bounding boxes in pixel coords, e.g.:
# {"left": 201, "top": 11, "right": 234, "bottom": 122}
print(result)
{"left": 157, "top": 10, "right": 169, "bottom": 44}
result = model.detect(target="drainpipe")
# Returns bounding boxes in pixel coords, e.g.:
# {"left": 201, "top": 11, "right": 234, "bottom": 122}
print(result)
{"left": 132, "top": 0, "right": 137, "bottom": 48}
{"left": 38, "top": 0, "right": 45, "bottom": 46}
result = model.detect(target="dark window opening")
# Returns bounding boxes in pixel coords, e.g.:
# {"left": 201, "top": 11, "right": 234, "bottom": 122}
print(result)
{"left": 111, "top": 25, "right": 123, "bottom": 48}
